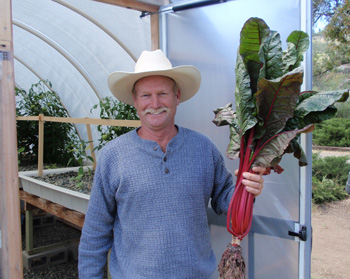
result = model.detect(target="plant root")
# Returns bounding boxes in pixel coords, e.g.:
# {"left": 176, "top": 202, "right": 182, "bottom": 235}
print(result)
{"left": 218, "top": 243, "right": 246, "bottom": 279}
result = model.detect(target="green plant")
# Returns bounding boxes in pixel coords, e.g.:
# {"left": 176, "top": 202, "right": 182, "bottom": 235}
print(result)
{"left": 312, "top": 118, "right": 350, "bottom": 147}
{"left": 213, "top": 17, "right": 348, "bottom": 236}
{"left": 17, "top": 147, "right": 25, "bottom": 165}
{"left": 313, "top": 68, "right": 350, "bottom": 92}
{"left": 324, "top": 0, "right": 350, "bottom": 44}
{"left": 312, "top": 177, "right": 348, "bottom": 204}
{"left": 312, "top": 153, "right": 349, "bottom": 204}
{"left": 67, "top": 139, "right": 94, "bottom": 189}
{"left": 213, "top": 17, "right": 349, "bottom": 278}
{"left": 335, "top": 99, "right": 350, "bottom": 119}
{"left": 16, "top": 80, "right": 79, "bottom": 166}
{"left": 90, "top": 97, "right": 139, "bottom": 150}
{"left": 46, "top": 164, "right": 59, "bottom": 169}
{"left": 312, "top": 153, "right": 350, "bottom": 185}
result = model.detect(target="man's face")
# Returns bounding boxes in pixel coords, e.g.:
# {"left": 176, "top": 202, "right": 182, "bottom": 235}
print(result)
{"left": 132, "top": 75, "right": 180, "bottom": 133}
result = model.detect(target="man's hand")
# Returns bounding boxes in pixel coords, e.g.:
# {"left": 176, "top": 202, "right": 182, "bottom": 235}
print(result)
{"left": 235, "top": 166, "right": 266, "bottom": 197}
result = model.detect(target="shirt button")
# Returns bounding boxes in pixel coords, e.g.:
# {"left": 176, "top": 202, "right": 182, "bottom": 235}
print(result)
{"left": 163, "top": 157, "right": 167, "bottom": 162}
{"left": 164, "top": 168, "right": 169, "bottom": 174}
{"left": 153, "top": 146, "right": 157, "bottom": 151}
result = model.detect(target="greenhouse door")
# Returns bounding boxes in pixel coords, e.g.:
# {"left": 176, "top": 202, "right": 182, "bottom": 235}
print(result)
{"left": 207, "top": 146, "right": 313, "bottom": 279}
{"left": 160, "top": 0, "right": 313, "bottom": 278}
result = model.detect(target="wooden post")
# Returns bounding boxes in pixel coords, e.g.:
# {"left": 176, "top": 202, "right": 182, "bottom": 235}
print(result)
{"left": 150, "top": 14, "right": 159, "bottom": 50}
{"left": 85, "top": 123, "right": 96, "bottom": 170}
{"left": 0, "top": 0, "right": 24, "bottom": 278}
{"left": 38, "top": 113, "right": 44, "bottom": 176}
{"left": 25, "top": 209, "right": 34, "bottom": 253}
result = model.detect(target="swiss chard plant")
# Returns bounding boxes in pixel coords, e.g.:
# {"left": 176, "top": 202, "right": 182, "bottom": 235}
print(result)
{"left": 213, "top": 17, "right": 349, "bottom": 279}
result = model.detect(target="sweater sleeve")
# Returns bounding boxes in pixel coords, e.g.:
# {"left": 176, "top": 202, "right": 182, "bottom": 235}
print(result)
{"left": 210, "top": 145, "right": 235, "bottom": 215}
{"left": 78, "top": 147, "right": 118, "bottom": 278}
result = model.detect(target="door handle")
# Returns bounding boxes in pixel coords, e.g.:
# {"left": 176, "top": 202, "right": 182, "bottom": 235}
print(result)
{"left": 288, "top": 225, "right": 307, "bottom": 241}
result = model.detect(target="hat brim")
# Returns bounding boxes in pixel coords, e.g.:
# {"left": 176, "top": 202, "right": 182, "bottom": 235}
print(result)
{"left": 108, "top": 65, "right": 201, "bottom": 106}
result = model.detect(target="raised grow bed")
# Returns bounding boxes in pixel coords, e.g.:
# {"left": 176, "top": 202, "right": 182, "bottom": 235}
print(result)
{"left": 18, "top": 167, "right": 91, "bottom": 214}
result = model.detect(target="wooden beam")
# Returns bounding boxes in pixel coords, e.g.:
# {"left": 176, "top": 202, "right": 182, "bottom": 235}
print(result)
{"left": 16, "top": 115, "right": 141, "bottom": 127}
{"left": 150, "top": 14, "right": 159, "bottom": 50}
{"left": 19, "top": 190, "right": 85, "bottom": 229}
{"left": 16, "top": 115, "right": 39, "bottom": 121}
{"left": 94, "top": 0, "right": 159, "bottom": 13}
{"left": 0, "top": 0, "right": 23, "bottom": 278}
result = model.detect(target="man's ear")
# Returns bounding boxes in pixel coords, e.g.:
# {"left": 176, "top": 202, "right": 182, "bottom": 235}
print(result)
{"left": 132, "top": 93, "right": 139, "bottom": 110}
{"left": 176, "top": 89, "right": 181, "bottom": 105}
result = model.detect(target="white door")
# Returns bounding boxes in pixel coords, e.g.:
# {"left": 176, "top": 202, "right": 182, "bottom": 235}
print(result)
{"left": 162, "top": 0, "right": 312, "bottom": 278}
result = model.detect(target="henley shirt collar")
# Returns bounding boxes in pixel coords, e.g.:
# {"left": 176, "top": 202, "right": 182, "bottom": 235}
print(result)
{"left": 131, "top": 125, "right": 185, "bottom": 155}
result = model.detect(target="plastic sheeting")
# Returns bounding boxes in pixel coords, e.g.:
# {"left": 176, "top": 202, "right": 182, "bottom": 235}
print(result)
{"left": 12, "top": 0, "right": 151, "bottom": 142}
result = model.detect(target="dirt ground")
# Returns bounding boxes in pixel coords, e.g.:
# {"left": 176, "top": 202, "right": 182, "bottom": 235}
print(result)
{"left": 311, "top": 148, "right": 350, "bottom": 279}
{"left": 311, "top": 198, "right": 350, "bottom": 279}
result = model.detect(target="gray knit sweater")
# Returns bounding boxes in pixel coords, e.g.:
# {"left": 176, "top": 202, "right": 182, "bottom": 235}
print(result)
{"left": 78, "top": 126, "right": 234, "bottom": 279}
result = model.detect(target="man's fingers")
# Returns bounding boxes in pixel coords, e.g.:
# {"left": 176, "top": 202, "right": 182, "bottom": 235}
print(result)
{"left": 252, "top": 166, "right": 266, "bottom": 176}
{"left": 242, "top": 169, "right": 265, "bottom": 197}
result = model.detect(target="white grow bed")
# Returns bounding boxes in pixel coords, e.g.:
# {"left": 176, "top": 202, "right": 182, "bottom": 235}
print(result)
{"left": 18, "top": 167, "right": 90, "bottom": 214}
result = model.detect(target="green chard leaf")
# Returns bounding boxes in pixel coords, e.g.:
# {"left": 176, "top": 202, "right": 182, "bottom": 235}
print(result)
{"left": 239, "top": 17, "right": 270, "bottom": 94}
{"left": 259, "top": 30, "right": 283, "bottom": 80}
{"left": 282, "top": 31, "right": 309, "bottom": 74}
{"left": 295, "top": 90, "right": 349, "bottom": 119}
{"left": 297, "top": 90, "right": 318, "bottom": 104}
{"left": 287, "top": 89, "right": 348, "bottom": 129}
{"left": 285, "top": 138, "right": 308, "bottom": 166}
{"left": 235, "top": 51, "right": 258, "bottom": 136}
{"left": 227, "top": 125, "right": 241, "bottom": 160}
{"left": 253, "top": 124, "right": 314, "bottom": 168}
{"left": 255, "top": 67, "right": 304, "bottom": 145}
{"left": 213, "top": 103, "right": 238, "bottom": 127}
{"left": 213, "top": 103, "right": 241, "bottom": 159}
{"left": 213, "top": 16, "right": 349, "bottom": 175}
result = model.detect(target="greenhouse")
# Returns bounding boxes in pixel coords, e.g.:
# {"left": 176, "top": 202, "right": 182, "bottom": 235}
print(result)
{"left": 1, "top": 0, "right": 317, "bottom": 278}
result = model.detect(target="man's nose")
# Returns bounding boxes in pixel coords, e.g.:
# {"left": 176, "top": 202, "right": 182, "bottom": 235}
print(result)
{"left": 150, "top": 95, "right": 161, "bottom": 108}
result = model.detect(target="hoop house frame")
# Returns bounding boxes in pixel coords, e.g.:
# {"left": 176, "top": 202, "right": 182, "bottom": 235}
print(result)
{"left": 1, "top": 1, "right": 313, "bottom": 278}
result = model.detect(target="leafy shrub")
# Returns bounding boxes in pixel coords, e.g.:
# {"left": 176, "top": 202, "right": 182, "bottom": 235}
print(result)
{"left": 313, "top": 69, "right": 350, "bottom": 92}
{"left": 16, "top": 81, "right": 79, "bottom": 166}
{"left": 312, "top": 177, "right": 348, "bottom": 204}
{"left": 312, "top": 153, "right": 350, "bottom": 185}
{"left": 312, "top": 31, "right": 350, "bottom": 100}
{"left": 312, "top": 153, "right": 349, "bottom": 204}
{"left": 335, "top": 99, "right": 350, "bottom": 119}
{"left": 91, "top": 97, "right": 139, "bottom": 150}
{"left": 312, "top": 118, "right": 350, "bottom": 147}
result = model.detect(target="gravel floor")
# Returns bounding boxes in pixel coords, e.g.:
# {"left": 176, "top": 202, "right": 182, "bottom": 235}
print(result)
{"left": 19, "top": 166, "right": 109, "bottom": 278}
{"left": 21, "top": 213, "right": 108, "bottom": 279}
{"left": 22, "top": 218, "right": 81, "bottom": 279}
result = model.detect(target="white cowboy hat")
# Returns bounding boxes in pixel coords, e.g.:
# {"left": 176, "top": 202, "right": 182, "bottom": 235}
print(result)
{"left": 108, "top": 49, "right": 201, "bottom": 105}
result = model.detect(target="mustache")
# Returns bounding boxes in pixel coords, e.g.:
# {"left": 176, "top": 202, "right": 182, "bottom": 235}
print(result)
{"left": 142, "top": 108, "right": 169, "bottom": 115}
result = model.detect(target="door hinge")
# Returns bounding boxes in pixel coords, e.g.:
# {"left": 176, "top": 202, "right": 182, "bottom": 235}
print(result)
{"left": 288, "top": 225, "right": 307, "bottom": 241}
{"left": 0, "top": 50, "right": 11, "bottom": 61}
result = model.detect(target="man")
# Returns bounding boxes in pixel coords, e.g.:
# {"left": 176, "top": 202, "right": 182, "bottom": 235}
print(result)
{"left": 78, "top": 49, "right": 265, "bottom": 278}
